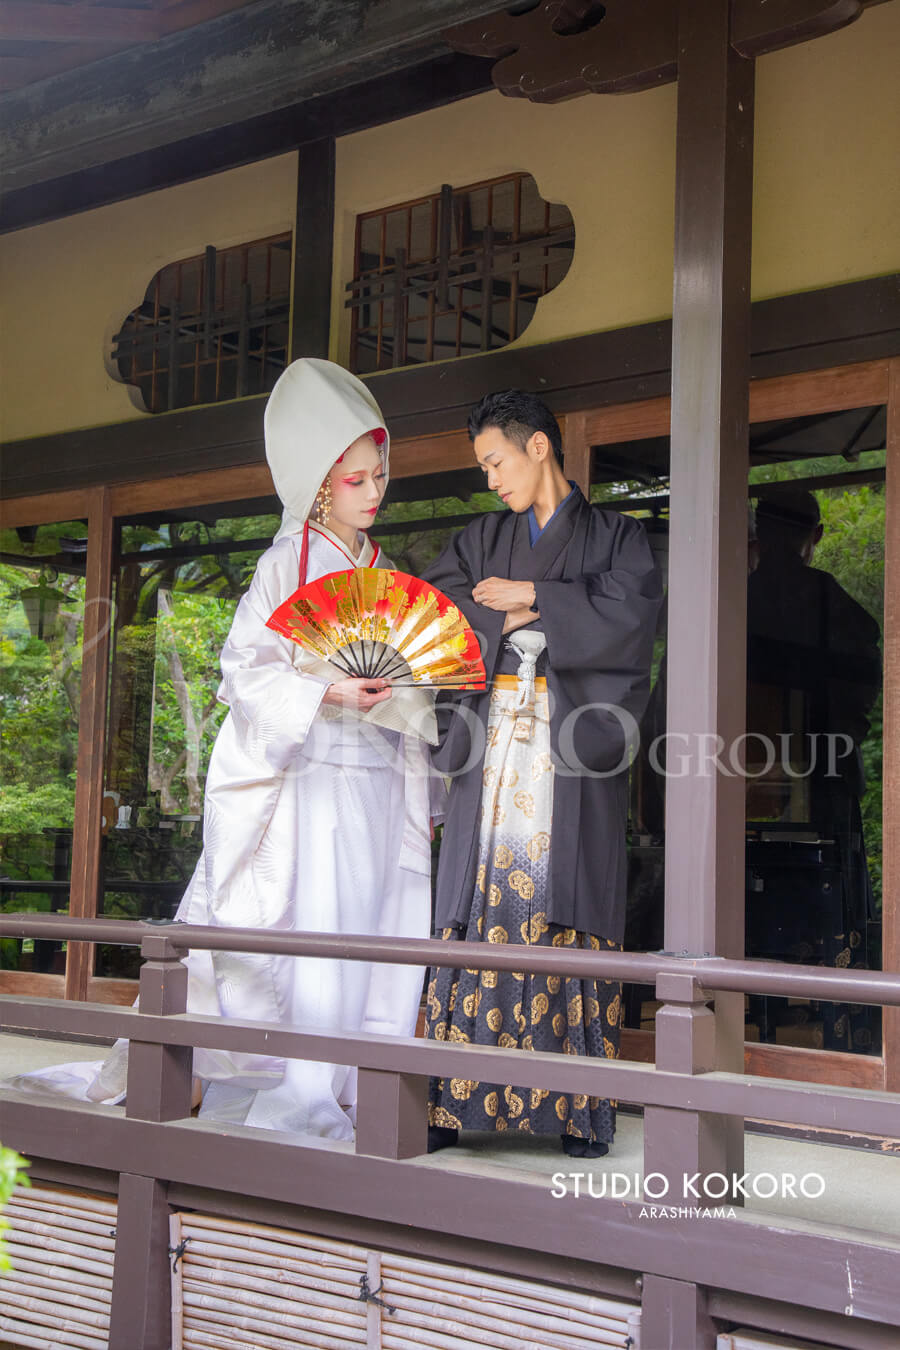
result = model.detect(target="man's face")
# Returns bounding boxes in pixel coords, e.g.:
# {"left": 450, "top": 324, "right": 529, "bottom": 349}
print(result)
{"left": 473, "top": 426, "right": 544, "bottom": 513}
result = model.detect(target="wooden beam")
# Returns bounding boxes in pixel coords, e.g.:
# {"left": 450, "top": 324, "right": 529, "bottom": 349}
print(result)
{"left": 0, "top": 0, "right": 506, "bottom": 198}
{"left": 160, "top": 0, "right": 255, "bottom": 34}
{"left": 389, "top": 428, "right": 473, "bottom": 479}
{"left": 0, "top": 3, "right": 159, "bottom": 43}
{"left": 0, "top": 970, "right": 138, "bottom": 1005}
{"left": 0, "top": 55, "right": 46, "bottom": 91}
{"left": 624, "top": 1024, "right": 886, "bottom": 1089}
{"left": 290, "top": 138, "right": 335, "bottom": 362}
{"left": 0, "top": 487, "right": 92, "bottom": 529}
{"left": 0, "top": 40, "right": 142, "bottom": 91}
{"left": 108, "top": 463, "right": 272, "bottom": 516}
{"left": 1, "top": 357, "right": 892, "bottom": 512}
{"left": 570, "top": 359, "right": 892, "bottom": 450}
{"left": 0, "top": 52, "right": 485, "bottom": 233}
{"left": 444, "top": 0, "right": 876, "bottom": 101}
{"left": 749, "top": 358, "right": 890, "bottom": 422}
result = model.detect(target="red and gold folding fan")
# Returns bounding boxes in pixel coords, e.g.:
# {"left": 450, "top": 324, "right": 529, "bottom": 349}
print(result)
{"left": 266, "top": 568, "right": 486, "bottom": 689}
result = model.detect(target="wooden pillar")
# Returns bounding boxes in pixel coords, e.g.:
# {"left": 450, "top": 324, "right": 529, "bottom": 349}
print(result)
{"left": 125, "top": 931, "right": 193, "bottom": 1122}
{"left": 644, "top": 973, "right": 735, "bottom": 1198}
{"left": 290, "top": 136, "right": 336, "bottom": 362}
{"left": 111, "top": 933, "right": 190, "bottom": 1345}
{"left": 562, "top": 410, "right": 591, "bottom": 496}
{"left": 883, "top": 356, "right": 900, "bottom": 1090}
{"left": 664, "top": 1, "right": 753, "bottom": 1034}
{"left": 65, "top": 486, "right": 114, "bottom": 1001}
{"left": 655, "top": 0, "right": 754, "bottom": 1234}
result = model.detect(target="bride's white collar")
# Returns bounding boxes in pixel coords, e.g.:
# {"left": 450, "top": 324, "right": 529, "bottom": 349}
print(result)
{"left": 308, "top": 520, "right": 378, "bottom": 567}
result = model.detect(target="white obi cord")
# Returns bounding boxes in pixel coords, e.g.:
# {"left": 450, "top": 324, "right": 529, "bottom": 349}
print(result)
{"left": 506, "top": 629, "right": 547, "bottom": 711}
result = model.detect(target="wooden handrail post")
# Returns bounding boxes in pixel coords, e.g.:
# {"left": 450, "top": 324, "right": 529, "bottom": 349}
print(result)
{"left": 653, "top": 970, "right": 717, "bottom": 1075}
{"left": 355, "top": 1067, "right": 427, "bottom": 1159}
{"left": 643, "top": 971, "right": 737, "bottom": 1208}
{"left": 112, "top": 933, "right": 190, "bottom": 1349}
{"left": 641, "top": 1275, "right": 717, "bottom": 1350}
{"left": 109, "top": 1173, "right": 172, "bottom": 1350}
{"left": 124, "top": 931, "right": 192, "bottom": 1123}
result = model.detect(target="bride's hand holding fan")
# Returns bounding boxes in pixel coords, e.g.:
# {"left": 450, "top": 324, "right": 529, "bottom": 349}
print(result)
{"left": 321, "top": 676, "right": 392, "bottom": 710}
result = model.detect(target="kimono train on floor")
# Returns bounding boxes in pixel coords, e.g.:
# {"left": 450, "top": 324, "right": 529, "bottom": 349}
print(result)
{"left": 7, "top": 359, "right": 440, "bottom": 1142}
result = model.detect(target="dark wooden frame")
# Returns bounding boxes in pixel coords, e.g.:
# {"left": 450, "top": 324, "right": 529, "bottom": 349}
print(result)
{"left": 346, "top": 171, "right": 574, "bottom": 373}
{"left": 111, "top": 232, "right": 293, "bottom": 413}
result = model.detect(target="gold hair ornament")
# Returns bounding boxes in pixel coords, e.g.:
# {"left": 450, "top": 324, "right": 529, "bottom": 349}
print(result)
{"left": 314, "top": 476, "right": 333, "bottom": 524}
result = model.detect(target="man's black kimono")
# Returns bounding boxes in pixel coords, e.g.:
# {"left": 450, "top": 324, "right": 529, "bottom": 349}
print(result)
{"left": 425, "top": 488, "right": 663, "bottom": 942}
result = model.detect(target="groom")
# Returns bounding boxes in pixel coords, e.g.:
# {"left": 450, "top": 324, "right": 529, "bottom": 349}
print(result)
{"left": 422, "top": 390, "right": 662, "bottom": 1156}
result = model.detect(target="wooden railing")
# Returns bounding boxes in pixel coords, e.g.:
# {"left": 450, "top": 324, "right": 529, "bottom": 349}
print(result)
{"left": 1, "top": 913, "right": 899, "bottom": 1349}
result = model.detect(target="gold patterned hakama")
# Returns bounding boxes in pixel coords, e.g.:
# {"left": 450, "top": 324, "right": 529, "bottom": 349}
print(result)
{"left": 425, "top": 678, "right": 622, "bottom": 1143}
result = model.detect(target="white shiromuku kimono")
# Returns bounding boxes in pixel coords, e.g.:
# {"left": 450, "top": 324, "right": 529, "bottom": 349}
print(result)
{"left": 8, "top": 359, "right": 442, "bottom": 1142}
{"left": 170, "top": 522, "right": 438, "bottom": 1137}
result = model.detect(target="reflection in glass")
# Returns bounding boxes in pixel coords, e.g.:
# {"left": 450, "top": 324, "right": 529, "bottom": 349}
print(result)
{"left": 745, "top": 470, "right": 884, "bottom": 1054}
{"left": 622, "top": 407, "right": 886, "bottom": 1058}
{"left": 0, "top": 521, "right": 88, "bottom": 976}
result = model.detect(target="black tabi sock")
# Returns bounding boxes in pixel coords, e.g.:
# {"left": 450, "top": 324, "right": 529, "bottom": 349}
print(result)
{"left": 561, "top": 1134, "right": 610, "bottom": 1159}
{"left": 427, "top": 1125, "right": 459, "bottom": 1153}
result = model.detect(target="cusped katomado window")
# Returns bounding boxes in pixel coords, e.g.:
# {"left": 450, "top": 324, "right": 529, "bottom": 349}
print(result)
{"left": 111, "top": 234, "right": 292, "bottom": 413}
{"left": 347, "top": 173, "right": 575, "bottom": 373}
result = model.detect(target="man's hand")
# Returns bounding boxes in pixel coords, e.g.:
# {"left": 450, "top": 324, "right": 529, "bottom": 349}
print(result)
{"left": 472, "top": 578, "right": 536, "bottom": 612}
{"left": 503, "top": 605, "right": 541, "bottom": 634}
{"left": 321, "top": 677, "right": 392, "bottom": 711}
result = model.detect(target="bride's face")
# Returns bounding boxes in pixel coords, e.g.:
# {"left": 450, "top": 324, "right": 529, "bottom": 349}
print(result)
{"left": 327, "top": 434, "right": 387, "bottom": 531}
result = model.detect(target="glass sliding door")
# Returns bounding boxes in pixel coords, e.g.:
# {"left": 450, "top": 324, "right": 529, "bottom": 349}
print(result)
{"left": 0, "top": 518, "right": 89, "bottom": 988}
{"left": 603, "top": 363, "right": 892, "bottom": 1090}
{"left": 95, "top": 497, "right": 280, "bottom": 981}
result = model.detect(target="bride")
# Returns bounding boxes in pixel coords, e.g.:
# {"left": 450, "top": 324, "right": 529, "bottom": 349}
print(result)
{"left": 11, "top": 358, "right": 442, "bottom": 1141}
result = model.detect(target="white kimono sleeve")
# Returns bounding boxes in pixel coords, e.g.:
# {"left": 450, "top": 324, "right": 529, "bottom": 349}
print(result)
{"left": 198, "top": 539, "right": 330, "bottom": 929}
{"left": 218, "top": 538, "right": 331, "bottom": 773}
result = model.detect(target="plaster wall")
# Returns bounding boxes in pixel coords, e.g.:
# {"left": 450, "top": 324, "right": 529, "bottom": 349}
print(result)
{"left": 331, "top": 0, "right": 900, "bottom": 363}
{"left": 0, "top": 2, "right": 897, "bottom": 444}
{"left": 0, "top": 154, "right": 298, "bottom": 443}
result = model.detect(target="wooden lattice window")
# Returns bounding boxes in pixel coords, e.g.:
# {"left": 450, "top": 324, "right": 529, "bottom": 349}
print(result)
{"left": 111, "top": 234, "right": 292, "bottom": 413}
{"left": 347, "top": 174, "right": 575, "bottom": 373}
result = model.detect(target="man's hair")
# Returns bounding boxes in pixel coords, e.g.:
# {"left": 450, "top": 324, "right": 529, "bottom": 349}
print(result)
{"left": 467, "top": 390, "right": 564, "bottom": 466}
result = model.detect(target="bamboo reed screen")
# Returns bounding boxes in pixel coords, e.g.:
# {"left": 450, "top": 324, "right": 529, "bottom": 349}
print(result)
{"left": 0, "top": 1183, "right": 116, "bottom": 1349}
{"left": 717, "top": 1334, "right": 836, "bottom": 1350}
{"left": 170, "top": 1210, "right": 641, "bottom": 1349}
